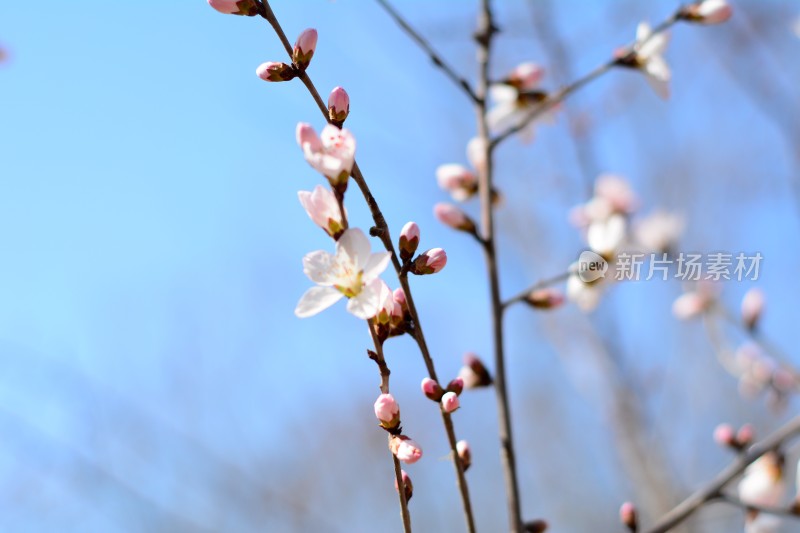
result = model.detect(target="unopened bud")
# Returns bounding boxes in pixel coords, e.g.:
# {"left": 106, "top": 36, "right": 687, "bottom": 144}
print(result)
{"left": 394, "top": 470, "right": 414, "bottom": 502}
{"left": 506, "top": 62, "right": 544, "bottom": 91}
{"left": 328, "top": 86, "right": 350, "bottom": 124}
{"left": 434, "top": 203, "right": 476, "bottom": 234}
{"left": 436, "top": 164, "right": 478, "bottom": 201}
{"left": 207, "top": 0, "right": 259, "bottom": 16}
{"left": 421, "top": 377, "right": 444, "bottom": 401}
{"left": 679, "top": 0, "right": 732, "bottom": 25}
{"left": 374, "top": 393, "right": 401, "bottom": 430}
{"left": 741, "top": 288, "right": 765, "bottom": 331}
{"left": 393, "top": 288, "right": 408, "bottom": 317}
{"left": 390, "top": 435, "right": 423, "bottom": 464}
{"left": 458, "top": 353, "right": 493, "bottom": 389}
{"left": 736, "top": 424, "right": 754, "bottom": 448}
{"left": 446, "top": 377, "right": 464, "bottom": 396}
{"left": 713, "top": 423, "right": 737, "bottom": 448}
{"left": 441, "top": 391, "right": 460, "bottom": 414}
{"left": 399, "top": 222, "right": 420, "bottom": 262}
{"left": 525, "top": 288, "right": 565, "bottom": 310}
{"left": 292, "top": 28, "right": 318, "bottom": 70}
{"left": 412, "top": 248, "right": 447, "bottom": 275}
{"left": 619, "top": 502, "right": 638, "bottom": 532}
{"left": 456, "top": 440, "right": 472, "bottom": 471}
{"left": 256, "top": 61, "right": 295, "bottom": 82}
{"left": 523, "top": 520, "right": 549, "bottom": 533}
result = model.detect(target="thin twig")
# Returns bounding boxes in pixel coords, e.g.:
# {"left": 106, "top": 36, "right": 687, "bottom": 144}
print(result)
{"left": 373, "top": 0, "right": 479, "bottom": 104}
{"left": 502, "top": 270, "right": 573, "bottom": 310}
{"left": 475, "top": 0, "right": 523, "bottom": 531}
{"left": 644, "top": 414, "right": 800, "bottom": 533}
{"left": 257, "top": 2, "right": 476, "bottom": 529}
{"left": 368, "top": 324, "right": 412, "bottom": 533}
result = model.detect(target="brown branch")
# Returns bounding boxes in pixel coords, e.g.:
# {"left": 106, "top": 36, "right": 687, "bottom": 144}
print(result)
{"left": 257, "top": 2, "right": 475, "bottom": 530}
{"left": 474, "top": 0, "right": 523, "bottom": 531}
{"left": 502, "top": 270, "right": 572, "bottom": 310}
{"left": 644, "top": 414, "right": 800, "bottom": 533}
{"left": 373, "top": 0, "right": 479, "bottom": 104}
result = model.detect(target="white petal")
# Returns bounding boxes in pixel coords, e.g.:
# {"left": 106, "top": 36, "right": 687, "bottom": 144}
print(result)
{"left": 336, "top": 228, "right": 371, "bottom": 271}
{"left": 347, "top": 279, "right": 382, "bottom": 319}
{"left": 487, "top": 103, "right": 525, "bottom": 133}
{"left": 295, "top": 286, "right": 343, "bottom": 317}
{"left": 488, "top": 84, "right": 518, "bottom": 104}
{"left": 302, "top": 250, "right": 335, "bottom": 285}
{"left": 644, "top": 58, "right": 671, "bottom": 99}
{"left": 636, "top": 22, "right": 652, "bottom": 44}
{"left": 363, "top": 251, "right": 392, "bottom": 282}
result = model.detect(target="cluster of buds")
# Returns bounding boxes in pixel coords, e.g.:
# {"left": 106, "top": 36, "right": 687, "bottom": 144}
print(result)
{"left": 256, "top": 28, "right": 318, "bottom": 83}
{"left": 372, "top": 286, "right": 411, "bottom": 343}
{"left": 458, "top": 353, "right": 493, "bottom": 389}
{"left": 398, "top": 221, "right": 448, "bottom": 276}
{"left": 374, "top": 395, "right": 423, "bottom": 464}
{"left": 713, "top": 423, "right": 754, "bottom": 452}
{"left": 420, "top": 376, "right": 464, "bottom": 414}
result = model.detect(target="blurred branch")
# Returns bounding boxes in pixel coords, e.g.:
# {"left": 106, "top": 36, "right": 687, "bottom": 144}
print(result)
{"left": 474, "top": 0, "right": 524, "bottom": 530}
{"left": 373, "top": 0, "right": 479, "bottom": 103}
{"left": 644, "top": 414, "right": 800, "bottom": 533}
{"left": 256, "top": 2, "right": 476, "bottom": 530}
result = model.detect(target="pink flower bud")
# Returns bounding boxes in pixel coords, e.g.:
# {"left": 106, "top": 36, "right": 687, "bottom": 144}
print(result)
{"left": 298, "top": 185, "right": 345, "bottom": 238}
{"left": 412, "top": 248, "right": 447, "bottom": 275}
{"left": 399, "top": 222, "right": 420, "bottom": 262}
{"left": 375, "top": 281, "right": 398, "bottom": 326}
{"left": 525, "top": 288, "right": 565, "bottom": 310}
{"left": 446, "top": 377, "right": 464, "bottom": 396}
{"left": 327, "top": 86, "right": 350, "bottom": 124}
{"left": 741, "top": 288, "right": 765, "bottom": 331}
{"left": 736, "top": 424, "right": 754, "bottom": 447}
{"left": 595, "top": 174, "right": 637, "bottom": 215}
{"left": 421, "top": 377, "right": 444, "bottom": 401}
{"left": 681, "top": 0, "right": 732, "bottom": 24}
{"left": 458, "top": 353, "right": 493, "bottom": 389}
{"left": 713, "top": 423, "right": 736, "bottom": 448}
{"left": 434, "top": 203, "right": 476, "bottom": 233}
{"left": 292, "top": 28, "right": 318, "bottom": 70}
{"left": 507, "top": 62, "right": 544, "bottom": 91}
{"left": 441, "top": 391, "right": 460, "bottom": 414}
{"left": 256, "top": 61, "right": 295, "bottom": 82}
{"left": 374, "top": 393, "right": 400, "bottom": 430}
{"left": 456, "top": 440, "right": 472, "bottom": 471}
{"left": 619, "top": 502, "right": 638, "bottom": 532}
{"left": 392, "top": 288, "right": 408, "bottom": 322}
{"left": 207, "top": 0, "right": 259, "bottom": 16}
{"left": 436, "top": 164, "right": 477, "bottom": 201}
{"left": 390, "top": 435, "right": 423, "bottom": 464}
{"left": 394, "top": 470, "right": 414, "bottom": 502}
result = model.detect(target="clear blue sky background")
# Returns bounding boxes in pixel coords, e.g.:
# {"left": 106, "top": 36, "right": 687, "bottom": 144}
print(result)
{"left": 1, "top": 1, "right": 800, "bottom": 531}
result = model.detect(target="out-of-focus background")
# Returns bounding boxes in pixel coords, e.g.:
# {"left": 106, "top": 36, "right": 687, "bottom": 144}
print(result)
{"left": 1, "top": 0, "right": 800, "bottom": 531}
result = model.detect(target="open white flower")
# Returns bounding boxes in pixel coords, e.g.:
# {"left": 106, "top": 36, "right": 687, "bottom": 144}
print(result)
{"left": 633, "top": 22, "right": 671, "bottom": 99}
{"left": 487, "top": 63, "right": 553, "bottom": 143}
{"left": 295, "top": 228, "right": 391, "bottom": 319}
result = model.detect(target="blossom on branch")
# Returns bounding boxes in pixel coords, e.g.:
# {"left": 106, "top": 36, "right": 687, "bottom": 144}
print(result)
{"left": 679, "top": 0, "right": 733, "bottom": 25}
{"left": 296, "top": 123, "right": 356, "bottom": 186}
{"left": 441, "top": 391, "right": 460, "bottom": 414}
{"left": 328, "top": 86, "right": 350, "bottom": 124}
{"left": 395, "top": 470, "right": 413, "bottom": 502}
{"left": 292, "top": 28, "right": 318, "bottom": 70}
{"left": 298, "top": 185, "right": 345, "bottom": 239}
{"left": 617, "top": 23, "right": 671, "bottom": 100}
{"left": 295, "top": 228, "right": 391, "bottom": 319}
{"left": 390, "top": 435, "right": 423, "bottom": 465}
{"left": 256, "top": 61, "right": 295, "bottom": 82}
{"left": 456, "top": 440, "right": 472, "bottom": 471}
{"left": 487, "top": 62, "right": 554, "bottom": 142}
{"left": 374, "top": 393, "right": 401, "bottom": 430}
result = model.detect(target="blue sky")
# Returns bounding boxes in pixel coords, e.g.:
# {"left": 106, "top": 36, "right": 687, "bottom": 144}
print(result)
{"left": 1, "top": 0, "right": 800, "bottom": 531}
